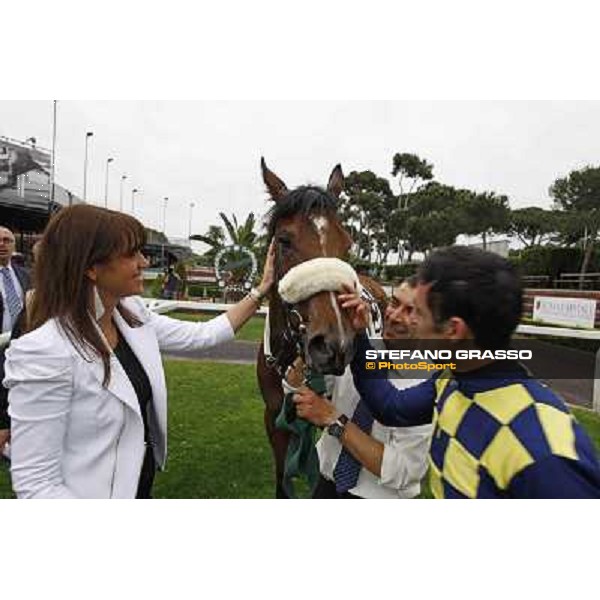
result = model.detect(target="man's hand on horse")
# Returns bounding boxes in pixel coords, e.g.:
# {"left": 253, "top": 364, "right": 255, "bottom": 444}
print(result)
{"left": 337, "top": 284, "right": 370, "bottom": 331}
{"left": 257, "top": 239, "right": 277, "bottom": 296}
{"left": 293, "top": 387, "right": 338, "bottom": 427}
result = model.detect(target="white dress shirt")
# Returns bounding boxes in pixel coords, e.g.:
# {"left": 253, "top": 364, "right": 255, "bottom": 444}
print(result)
{"left": 0, "top": 263, "right": 24, "bottom": 333}
{"left": 317, "top": 366, "right": 433, "bottom": 499}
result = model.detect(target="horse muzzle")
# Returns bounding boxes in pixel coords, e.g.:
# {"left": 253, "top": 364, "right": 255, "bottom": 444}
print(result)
{"left": 306, "top": 333, "right": 355, "bottom": 376}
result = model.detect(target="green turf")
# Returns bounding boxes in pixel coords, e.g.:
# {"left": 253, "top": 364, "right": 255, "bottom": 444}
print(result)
{"left": 153, "top": 361, "right": 273, "bottom": 498}
{"left": 1, "top": 362, "right": 599, "bottom": 499}
{"left": 167, "top": 311, "right": 264, "bottom": 343}
{"left": 573, "top": 407, "right": 600, "bottom": 450}
{"left": 0, "top": 361, "right": 273, "bottom": 499}
{"left": 0, "top": 461, "right": 10, "bottom": 499}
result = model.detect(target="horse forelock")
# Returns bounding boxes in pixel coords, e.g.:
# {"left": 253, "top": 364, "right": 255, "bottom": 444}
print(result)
{"left": 265, "top": 185, "right": 338, "bottom": 240}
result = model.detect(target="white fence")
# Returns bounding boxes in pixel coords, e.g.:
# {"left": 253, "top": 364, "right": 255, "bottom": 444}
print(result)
{"left": 142, "top": 298, "right": 268, "bottom": 316}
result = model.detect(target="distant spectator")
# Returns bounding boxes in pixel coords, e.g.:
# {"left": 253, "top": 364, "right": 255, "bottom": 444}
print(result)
{"left": 161, "top": 266, "right": 181, "bottom": 300}
{"left": 10, "top": 253, "right": 25, "bottom": 269}
{"left": 0, "top": 226, "right": 31, "bottom": 459}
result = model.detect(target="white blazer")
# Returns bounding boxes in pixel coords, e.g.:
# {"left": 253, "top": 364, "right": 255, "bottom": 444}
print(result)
{"left": 3, "top": 296, "right": 235, "bottom": 499}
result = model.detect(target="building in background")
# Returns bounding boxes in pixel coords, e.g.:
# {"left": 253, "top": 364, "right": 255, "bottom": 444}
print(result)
{"left": 1, "top": 135, "right": 198, "bottom": 277}
{"left": 0, "top": 135, "right": 81, "bottom": 256}
{"left": 466, "top": 238, "right": 510, "bottom": 258}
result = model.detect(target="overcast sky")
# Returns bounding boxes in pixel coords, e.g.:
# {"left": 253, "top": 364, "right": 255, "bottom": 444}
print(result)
{"left": 1, "top": 100, "right": 599, "bottom": 250}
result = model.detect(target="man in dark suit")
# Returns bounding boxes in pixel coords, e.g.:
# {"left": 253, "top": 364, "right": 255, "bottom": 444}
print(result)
{"left": 0, "top": 226, "right": 31, "bottom": 458}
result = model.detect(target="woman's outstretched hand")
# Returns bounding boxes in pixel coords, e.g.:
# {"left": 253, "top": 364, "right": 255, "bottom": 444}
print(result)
{"left": 258, "top": 239, "right": 276, "bottom": 296}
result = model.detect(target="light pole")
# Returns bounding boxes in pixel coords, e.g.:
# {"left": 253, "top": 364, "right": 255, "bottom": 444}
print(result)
{"left": 104, "top": 157, "right": 114, "bottom": 208}
{"left": 162, "top": 197, "right": 169, "bottom": 233}
{"left": 188, "top": 201, "right": 195, "bottom": 239}
{"left": 83, "top": 131, "right": 93, "bottom": 202}
{"left": 119, "top": 174, "right": 127, "bottom": 212}
{"left": 50, "top": 100, "right": 57, "bottom": 206}
{"left": 162, "top": 197, "right": 169, "bottom": 268}
{"left": 131, "top": 188, "right": 139, "bottom": 215}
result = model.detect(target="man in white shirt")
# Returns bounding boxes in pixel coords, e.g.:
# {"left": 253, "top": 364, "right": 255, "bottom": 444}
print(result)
{"left": 0, "top": 226, "right": 30, "bottom": 458}
{"left": 295, "top": 277, "right": 433, "bottom": 499}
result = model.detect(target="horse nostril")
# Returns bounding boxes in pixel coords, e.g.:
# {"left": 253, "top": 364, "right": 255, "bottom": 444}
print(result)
{"left": 308, "top": 335, "right": 349, "bottom": 375}
{"left": 308, "top": 335, "right": 330, "bottom": 359}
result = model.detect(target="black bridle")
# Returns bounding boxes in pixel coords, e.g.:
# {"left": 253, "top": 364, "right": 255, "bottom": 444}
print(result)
{"left": 264, "top": 241, "right": 311, "bottom": 378}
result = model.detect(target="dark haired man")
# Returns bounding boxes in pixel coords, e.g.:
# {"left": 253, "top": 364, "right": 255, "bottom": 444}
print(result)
{"left": 337, "top": 246, "right": 600, "bottom": 498}
{"left": 0, "top": 226, "right": 30, "bottom": 459}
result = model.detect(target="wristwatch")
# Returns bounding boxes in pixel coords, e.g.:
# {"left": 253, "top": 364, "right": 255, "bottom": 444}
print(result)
{"left": 327, "top": 414, "right": 349, "bottom": 440}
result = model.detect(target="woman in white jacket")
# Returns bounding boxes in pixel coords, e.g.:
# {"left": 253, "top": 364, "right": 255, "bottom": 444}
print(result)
{"left": 3, "top": 205, "right": 275, "bottom": 499}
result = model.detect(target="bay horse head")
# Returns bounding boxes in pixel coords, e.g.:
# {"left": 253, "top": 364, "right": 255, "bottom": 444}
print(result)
{"left": 262, "top": 158, "right": 357, "bottom": 376}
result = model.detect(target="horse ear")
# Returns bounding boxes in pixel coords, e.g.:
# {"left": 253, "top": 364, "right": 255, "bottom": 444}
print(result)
{"left": 327, "top": 164, "right": 344, "bottom": 198}
{"left": 261, "top": 157, "right": 288, "bottom": 201}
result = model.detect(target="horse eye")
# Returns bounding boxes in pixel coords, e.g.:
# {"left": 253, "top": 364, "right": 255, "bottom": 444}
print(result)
{"left": 278, "top": 236, "right": 292, "bottom": 251}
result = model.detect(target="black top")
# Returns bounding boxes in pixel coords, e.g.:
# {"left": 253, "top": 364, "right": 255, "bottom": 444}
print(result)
{"left": 113, "top": 330, "right": 155, "bottom": 499}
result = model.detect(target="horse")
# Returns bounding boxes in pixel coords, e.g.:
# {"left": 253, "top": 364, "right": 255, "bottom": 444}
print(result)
{"left": 256, "top": 159, "right": 387, "bottom": 498}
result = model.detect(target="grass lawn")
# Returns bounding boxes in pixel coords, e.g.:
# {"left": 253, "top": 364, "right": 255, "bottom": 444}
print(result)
{"left": 0, "top": 361, "right": 273, "bottom": 499}
{"left": 167, "top": 311, "right": 264, "bottom": 343}
{"left": 1, "top": 361, "right": 599, "bottom": 499}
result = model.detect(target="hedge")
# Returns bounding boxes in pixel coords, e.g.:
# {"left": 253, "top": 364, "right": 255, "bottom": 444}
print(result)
{"left": 510, "top": 245, "right": 600, "bottom": 278}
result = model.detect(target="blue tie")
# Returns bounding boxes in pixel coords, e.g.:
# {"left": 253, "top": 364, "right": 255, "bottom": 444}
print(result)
{"left": 333, "top": 400, "right": 374, "bottom": 494}
{"left": 1, "top": 267, "right": 22, "bottom": 328}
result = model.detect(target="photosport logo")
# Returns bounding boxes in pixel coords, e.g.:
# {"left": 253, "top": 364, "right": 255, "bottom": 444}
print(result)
{"left": 363, "top": 348, "right": 533, "bottom": 375}
{"left": 359, "top": 339, "right": 596, "bottom": 381}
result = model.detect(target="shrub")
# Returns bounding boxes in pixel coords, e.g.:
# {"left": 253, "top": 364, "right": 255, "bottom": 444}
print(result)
{"left": 187, "top": 284, "right": 222, "bottom": 299}
{"left": 511, "top": 245, "right": 600, "bottom": 278}
{"left": 381, "top": 263, "right": 419, "bottom": 282}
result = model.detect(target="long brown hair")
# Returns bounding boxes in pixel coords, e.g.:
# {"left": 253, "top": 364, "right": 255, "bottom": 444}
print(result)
{"left": 29, "top": 205, "right": 147, "bottom": 385}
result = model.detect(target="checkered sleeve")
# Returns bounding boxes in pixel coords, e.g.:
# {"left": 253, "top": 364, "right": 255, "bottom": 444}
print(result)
{"left": 350, "top": 333, "right": 436, "bottom": 427}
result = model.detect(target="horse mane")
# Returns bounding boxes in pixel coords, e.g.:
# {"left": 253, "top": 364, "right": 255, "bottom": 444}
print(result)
{"left": 359, "top": 274, "right": 389, "bottom": 315}
{"left": 265, "top": 185, "right": 338, "bottom": 239}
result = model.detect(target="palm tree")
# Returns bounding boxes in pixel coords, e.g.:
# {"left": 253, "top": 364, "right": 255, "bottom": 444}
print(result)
{"left": 190, "top": 224, "right": 225, "bottom": 247}
{"left": 191, "top": 212, "right": 258, "bottom": 250}
{"left": 218, "top": 212, "right": 258, "bottom": 247}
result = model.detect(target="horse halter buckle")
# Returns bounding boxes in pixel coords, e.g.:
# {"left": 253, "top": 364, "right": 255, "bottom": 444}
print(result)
{"left": 287, "top": 308, "right": 307, "bottom": 336}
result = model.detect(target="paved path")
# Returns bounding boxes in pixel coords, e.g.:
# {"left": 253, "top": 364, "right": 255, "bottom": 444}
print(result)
{"left": 165, "top": 340, "right": 259, "bottom": 364}
{"left": 519, "top": 339, "right": 595, "bottom": 409}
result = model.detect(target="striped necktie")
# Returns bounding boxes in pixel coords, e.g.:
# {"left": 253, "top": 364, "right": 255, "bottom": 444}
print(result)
{"left": 1, "top": 267, "right": 22, "bottom": 327}
{"left": 333, "top": 400, "right": 374, "bottom": 494}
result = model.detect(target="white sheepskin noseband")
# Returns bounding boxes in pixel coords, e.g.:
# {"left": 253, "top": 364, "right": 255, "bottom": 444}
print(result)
{"left": 278, "top": 258, "right": 359, "bottom": 304}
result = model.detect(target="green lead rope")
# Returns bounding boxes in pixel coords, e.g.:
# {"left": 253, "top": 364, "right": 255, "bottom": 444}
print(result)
{"left": 275, "top": 370, "right": 326, "bottom": 499}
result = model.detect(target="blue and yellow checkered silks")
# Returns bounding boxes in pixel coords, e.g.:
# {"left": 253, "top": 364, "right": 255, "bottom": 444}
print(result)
{"left": 351, "top": 334, "right": 600, "bottom": 498}
{"left": 428, "top": 370, "right": 600, "bottom": 498}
